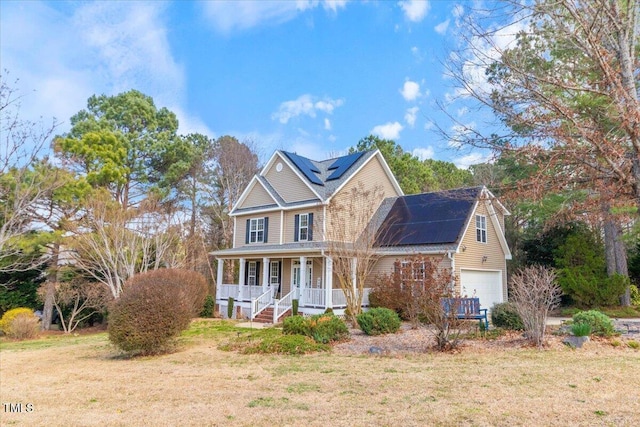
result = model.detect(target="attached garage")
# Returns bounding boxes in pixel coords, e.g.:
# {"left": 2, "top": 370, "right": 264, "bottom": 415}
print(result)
{"left": 460, "top": 269, "right": 504, "bottom": 311}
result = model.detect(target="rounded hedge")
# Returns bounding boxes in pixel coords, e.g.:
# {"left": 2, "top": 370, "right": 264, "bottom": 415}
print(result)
{"left": 356, "top": 307, "right": 401, "bottom": 336}
{"left": 108, "top": 269, "right": 208, "bottom": 355}
{"left": 490, "top": 302, "right": 524, "bottom": 331}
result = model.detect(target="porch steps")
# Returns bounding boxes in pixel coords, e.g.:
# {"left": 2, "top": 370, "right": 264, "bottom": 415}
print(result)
{"left": 253, "top": 307, "right": 292, "bottom": 324}
{"left": 253, "top": 307, "right": 275, "bottom": 323}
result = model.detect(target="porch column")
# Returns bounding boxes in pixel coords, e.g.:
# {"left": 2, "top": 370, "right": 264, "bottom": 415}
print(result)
{"left": 216, "top": 258, "right": 224, "bottom": 301}
{"left": 299, "top": 256, "right": 307, "bottom": 305}
{"left": 238, "top": 258, "right": 245, "bottom": 302}
{"left": 262, "top": 257, "right": 270, "bottom": 293}
{"left": 325, "top": 257, "right": 333, "bottom": 309}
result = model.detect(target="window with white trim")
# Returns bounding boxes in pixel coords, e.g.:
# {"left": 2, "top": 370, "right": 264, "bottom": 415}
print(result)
{"left": 270, "top": 261, "right": 279, "bottom": 285}
{"left": 476, "top": 214, "right": 487, "bottom": 243}
{"left": 247, "top": 261, "right": 257, "bottom": 286}
{"left": 249, "top": 218, "right": 264, "bottom": 243}
{"left": 298, "top": 213, "right": 309, "bottom": 241}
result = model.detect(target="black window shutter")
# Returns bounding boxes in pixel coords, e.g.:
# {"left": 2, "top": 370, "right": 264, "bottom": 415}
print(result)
{"left": 308, "top": 213, "right": 314, "bottom": 241}
{"left": 263, "top": 217, "right": 269, "bottom": 243}
{"left": 245, "top": 219, "right": 250, "bottom": 244}
{"left": 256, "top": 261, "right": 261, "bottom": 286}
{"left": 243, "top": 260, "right": 248, "bottom": 285}
{"left": 294, "top": 214, "right": 300, "bottom": 242}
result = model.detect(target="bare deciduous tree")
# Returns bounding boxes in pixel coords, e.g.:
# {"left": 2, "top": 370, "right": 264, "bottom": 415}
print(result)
{"left": 38, "top": 279, "right": 110, "bottom": 334}
{"left": 510, "top": 265, "right": 562, "bottom": 348}
{"left": 327, "top": 182, "right": 385, "bottom": 324}
{"left": 67, "top": 192, "right": 187, "bottom": 298}
{"left": 0, "top": 73, "right": 58, "bottom": 272}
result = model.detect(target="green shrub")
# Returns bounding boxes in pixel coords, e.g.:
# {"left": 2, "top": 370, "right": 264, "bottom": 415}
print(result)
{"left": 627, "top": 340, "right": 639, "bottom": 350}
{"left": 572, "top": 310, "right": 615, "bottom": 337}
{"left": 108, "top": 269, "right": 208, "bottom": 355}
{"left": 571, "top": 322, "right": 592, "bottom": 337}
{"left": 490, "top": 302, "right": 524, "bottom": 330}
{"left": 0, "top": 307, "right": 39, "bottom": 339}
{"left": 356, "top": 307, "right": 401, "bottom": 336}
{"left": 283, "top": 315, "right": 311, "bottom": 337}
{"left": 631, "top": 285, "right": 640, "bottom": 307}
{"left": 227, "top": 297, "right": 234, "bottom": 319}
{"left": 246, "top": 335, "right": 329, "bottom": 355}
{"left": 292, "top": 299, "right": 299, "bottom": 316}
{"left": 309, "top": 314, "right": 349, "bottom": 343}
{"left": 200, "top": 295, "right": 215, "bottom": 318}
{"left": 283, "top": 313, "right": 348, "bottom": 344}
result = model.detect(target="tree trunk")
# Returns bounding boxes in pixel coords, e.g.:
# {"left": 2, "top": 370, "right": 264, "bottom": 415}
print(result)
{"left": 41, "top": 242, "right": 59, "bottom": 330}
{"left": 602, "top": 205, "right": 631, "bottom": 306}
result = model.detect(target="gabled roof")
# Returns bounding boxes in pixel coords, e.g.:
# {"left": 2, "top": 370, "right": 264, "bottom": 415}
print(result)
{"left": 234, "top": 149, "right": 402, "bottom": 216}
{"left": 279, "top": 149, "right": 380, "bottom": 199}
{"left": 375, "top": 187, "right": 482, "bottom": 247}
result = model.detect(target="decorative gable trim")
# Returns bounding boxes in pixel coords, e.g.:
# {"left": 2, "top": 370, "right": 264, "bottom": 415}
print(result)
{"left": 263, "top": 151, "right": 323, "bottom": 201}
{"left": 231, "top": 176, "right": 281, "bottom": 215}
{"left": 455, "top": 187, "right": 512, "bottom": 260}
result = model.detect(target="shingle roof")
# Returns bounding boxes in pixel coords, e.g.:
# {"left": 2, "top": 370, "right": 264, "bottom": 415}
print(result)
{"left": 280, "top": 149, "right": 377, "bottom": 200}
{"left": 375, "top": 187, "right": 482, "bottom": 247}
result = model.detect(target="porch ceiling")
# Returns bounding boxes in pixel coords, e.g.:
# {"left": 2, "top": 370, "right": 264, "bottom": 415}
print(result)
{"left": 211, "top": 242, "right": 327, "bottom": 259}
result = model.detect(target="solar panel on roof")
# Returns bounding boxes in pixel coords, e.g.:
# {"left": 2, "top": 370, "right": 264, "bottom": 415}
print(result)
{"left": 326, "top": 151, "right": 365, "bottom": 181}
{"left": 283, "top": 151, "right": 324, "bottom": 186}
{"left": 375, "top": 188, "right": 481, "bottom": 247}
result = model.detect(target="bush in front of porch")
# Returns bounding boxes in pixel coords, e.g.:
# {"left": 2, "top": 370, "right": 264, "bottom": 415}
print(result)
{"left": 283, "top": 313, "right": 349, "bottom": 344}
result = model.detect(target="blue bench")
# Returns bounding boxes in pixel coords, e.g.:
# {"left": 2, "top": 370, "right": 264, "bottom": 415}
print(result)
{"left": 442, "top": 297, "right": 489, "bottom": 329}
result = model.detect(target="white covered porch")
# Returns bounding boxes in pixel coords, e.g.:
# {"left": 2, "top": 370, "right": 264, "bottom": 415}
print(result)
{"left": 214, "top": 254, "right": 371, "bottom": 323}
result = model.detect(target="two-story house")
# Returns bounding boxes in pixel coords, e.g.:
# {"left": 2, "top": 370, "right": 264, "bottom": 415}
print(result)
{"left": 212, "top": 149, "right": 511, "bottom": 322}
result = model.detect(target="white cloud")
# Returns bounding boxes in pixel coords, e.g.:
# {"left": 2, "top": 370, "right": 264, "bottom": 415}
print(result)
{"left": 324, "top": 118, "right": 332, "bottom": 130}
{"left": 201, "top": 0, "right": 348, "bottom": 34}
{"left": 412, "top": 147, "right": 434, "bottom": 160}
{"left": 371, "top": 121, "right": 404, "bottom": 140}
{"left": 434, "top": 19, "right": 450, "bottom": 35}
{"left": 448, "top": 122, "right": 476, "bottom": 148}
{"left": 404, "top": 107, "right": 419, "bottom": 127}
{"left": 445, "top": 13, "right": 528, "bottom": 101}
{"left": 400, "top": 80, "right": 421, "bottom": 101}
{"left": 452, "top": 4, "right": 464, "bottom": 19}
{"left": 0, "top": 2, "right": 209, "bottom": 137}
{"left": 272, "top": 94, "right": 344, "bottom": 124}
{"left": 454, "top": 152, "right": 489, "bottom": 169}
{"left": 398, "top": 0, "right": 430, "bottom": 22}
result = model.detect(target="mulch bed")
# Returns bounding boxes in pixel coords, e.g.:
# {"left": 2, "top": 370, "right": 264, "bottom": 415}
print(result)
{"left": 332, "top": 323, "right": 634, "bottom": 356}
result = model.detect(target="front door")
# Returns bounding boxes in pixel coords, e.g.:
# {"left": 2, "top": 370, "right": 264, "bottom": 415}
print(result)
{"left": 292, "top": 260, "right": 312, "bottom": 289}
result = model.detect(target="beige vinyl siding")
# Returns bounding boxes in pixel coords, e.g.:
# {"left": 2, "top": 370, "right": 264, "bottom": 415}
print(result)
{"left": 281, "top": 259, "right": 292, "bottom": 296}
{"left": 283, "top": 207, "right": 323, "bottom": 244}
{"left": 453, "top": 201, "right": 508, "bottom": 300}
{"left": 367, "top": 255, "right": 453, "bottom": 288}
{"left": 327, "top": 155, "right": 402, "bottom": 242}
{"left": 237, "top": 182, "right": 276, "bottom": 209}
{"left": 233, "top": 211, "right": 282, "bottom": 248}
{"left": 264, "top": 159, "right": 317, "bottom": 203}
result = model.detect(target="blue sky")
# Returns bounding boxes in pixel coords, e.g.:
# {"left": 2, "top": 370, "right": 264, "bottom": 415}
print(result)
{"left": 1, "top": 1, "right": 495, "bottom": 168}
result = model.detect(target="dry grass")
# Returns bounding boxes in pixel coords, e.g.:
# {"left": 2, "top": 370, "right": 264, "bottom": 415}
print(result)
{"left": 1, "top": 319, "right": 639, "bottom": 426}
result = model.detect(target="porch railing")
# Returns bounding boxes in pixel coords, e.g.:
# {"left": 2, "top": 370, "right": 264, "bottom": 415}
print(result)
{"left": 219, "top": 284, "right": 236, "bottom": 300}
{"left": 331, "top": 288, "right": 372, "bottom": 308}
{"left": 218, "top": 284, "right": 268, "bottom": 302}
{"left": 250, "top": 289, "right": 272, "bottom": 320}
{"left": 302, "top": 288, "right": 325, "bottom": 307}
{"left": 273, "top": 290, "right": 295, "bottom": 323}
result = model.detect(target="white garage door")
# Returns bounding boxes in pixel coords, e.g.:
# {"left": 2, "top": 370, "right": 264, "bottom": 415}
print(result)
{"left": 460, "top": 270, "right": 503, "bottom": 311}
